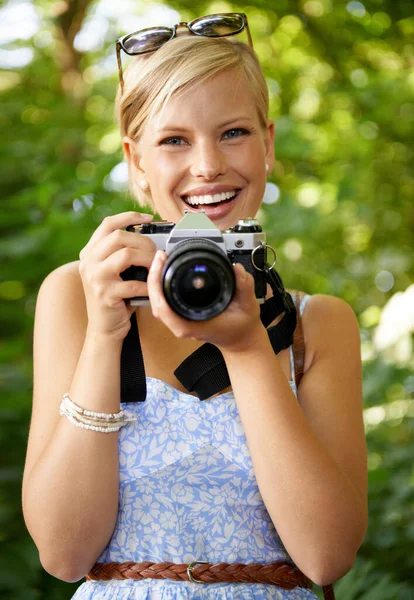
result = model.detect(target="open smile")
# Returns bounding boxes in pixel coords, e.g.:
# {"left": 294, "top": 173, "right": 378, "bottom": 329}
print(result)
{"left": 180, "top": 189, "right": 242, "bottom": 222}
{"left": 181, "top": 189, "right": 241, "bottom": 209}
{"left": 183, "top": 189, "right": 239, "bottom": 206}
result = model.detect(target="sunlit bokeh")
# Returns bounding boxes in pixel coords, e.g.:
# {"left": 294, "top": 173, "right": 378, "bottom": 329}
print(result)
{"left": 1, "top": 0, "right": 413, "bottom": 596}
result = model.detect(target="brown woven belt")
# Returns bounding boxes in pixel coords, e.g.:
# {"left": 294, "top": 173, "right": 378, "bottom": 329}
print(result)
{"left": 86, "top": 559, "right": 312, "bottom": 588}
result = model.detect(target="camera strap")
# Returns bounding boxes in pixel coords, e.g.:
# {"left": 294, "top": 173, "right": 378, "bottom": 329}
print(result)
{"left": 120, "top": 264, "right": 296, "bottom": 403}
{"left": 121, "top": 310, "right": 147, "bottom": 403}
{"left": 174, "top": 265, "right": 297, "bottom": 400}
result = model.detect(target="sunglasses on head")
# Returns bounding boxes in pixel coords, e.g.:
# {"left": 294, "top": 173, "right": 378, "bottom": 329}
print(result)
{"left": 116, "top": 12, "right": 253, "bottom": 92}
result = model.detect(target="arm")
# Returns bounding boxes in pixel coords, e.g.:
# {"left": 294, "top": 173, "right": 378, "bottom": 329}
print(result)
{"left": 22, "top": 263, "right": 122, "bottom": 582}
{"left": 220, "top": 294, "right": 367, "bottom": 586}
{"left": 22, "top": 212, "right": 155, "bottom": 582}
{"left": 146, "top": 255, "right": 367, "bottom": 585}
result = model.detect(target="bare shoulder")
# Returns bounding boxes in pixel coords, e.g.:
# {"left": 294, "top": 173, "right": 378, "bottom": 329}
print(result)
{"left": 34, "top": 259, "right": 88, "bottom": 384}
{"left": 36, "top": 260, "right": 87, "bottom": 329}
{"left": 303, "top": 293, "right": 358, "bottom": 328}
{"left": 34, "top": 260, "right": 88, "bottom": 376}
{"left": 301, "top": 293, "right": 360, "bottom": 373}
{"left": 39, "top": 260, "right": 84, "bottom": 300}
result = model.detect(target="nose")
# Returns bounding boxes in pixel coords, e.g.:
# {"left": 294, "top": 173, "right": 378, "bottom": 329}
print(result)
{"left": 189, "top": 141, "right": 227, "bottom": 180}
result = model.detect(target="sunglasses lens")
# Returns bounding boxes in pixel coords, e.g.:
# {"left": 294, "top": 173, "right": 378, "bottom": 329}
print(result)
{"left": 123, "top": 27, "right": 173, "bottom": 54}
{"left": 190, "top": 14, "right": 244, "bottom": 37}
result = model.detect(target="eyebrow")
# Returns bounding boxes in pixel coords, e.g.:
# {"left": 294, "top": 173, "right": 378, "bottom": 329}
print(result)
{"left": 155, "top": 117, "right": 255, "bottom": 134}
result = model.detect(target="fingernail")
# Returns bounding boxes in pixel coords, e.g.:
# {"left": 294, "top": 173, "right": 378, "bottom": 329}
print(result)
{"left": 139, "top": 213, "right": 153, "bottom": 220}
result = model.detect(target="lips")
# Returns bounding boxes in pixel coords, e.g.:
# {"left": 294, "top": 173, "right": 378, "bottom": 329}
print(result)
{"left": 181, "top": 192, "right": 241, "bottom": 222}
{"left": 181, "top": 184, "right": 242, "bottom": 210}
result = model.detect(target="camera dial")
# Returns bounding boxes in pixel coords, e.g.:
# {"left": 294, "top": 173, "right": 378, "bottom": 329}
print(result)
{"left": 233, "top": 218, "right": 262, "bottom": 233}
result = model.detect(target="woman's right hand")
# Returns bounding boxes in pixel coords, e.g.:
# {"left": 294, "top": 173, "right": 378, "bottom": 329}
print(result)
{"left": 78, "top": 211, "right": 155, "bottom": 341}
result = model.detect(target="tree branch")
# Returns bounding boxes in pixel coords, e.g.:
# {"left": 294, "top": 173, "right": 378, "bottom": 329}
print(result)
{"left": 53, "top": 0, "right": 93, "bottom": 100}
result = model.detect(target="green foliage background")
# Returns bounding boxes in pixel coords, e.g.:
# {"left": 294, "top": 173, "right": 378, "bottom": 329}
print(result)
{"left": 0, "top": 0, "right": 413, "bottom": 598}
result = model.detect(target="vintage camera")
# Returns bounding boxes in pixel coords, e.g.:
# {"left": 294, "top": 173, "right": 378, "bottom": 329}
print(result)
{"left": 121, "top": 211, "right": 267, "bottom": 321}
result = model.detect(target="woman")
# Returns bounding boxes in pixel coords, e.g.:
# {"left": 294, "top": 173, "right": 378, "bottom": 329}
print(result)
{"left": 22, "top": 13, "right": 367, "bottom": 600}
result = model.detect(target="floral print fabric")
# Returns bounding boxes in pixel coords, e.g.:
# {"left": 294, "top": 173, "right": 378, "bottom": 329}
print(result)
{"left": 72, "top": 296, "right": 317, "bottom": 599}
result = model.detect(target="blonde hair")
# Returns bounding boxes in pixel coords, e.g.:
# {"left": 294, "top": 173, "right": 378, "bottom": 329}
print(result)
{"left": 115, "top": 35, "right": 269, "bottom": 205}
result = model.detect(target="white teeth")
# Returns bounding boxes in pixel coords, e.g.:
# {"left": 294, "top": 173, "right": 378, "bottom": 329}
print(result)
{"left": 185, "top": 190, "right": 237, "bottom": 205}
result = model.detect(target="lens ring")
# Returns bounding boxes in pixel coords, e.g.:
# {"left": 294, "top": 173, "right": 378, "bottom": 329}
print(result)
{"left": 165, "top": 265, "right": 234, "bottom": 320}
{"left": 163, "top": 243, "right": 235, "bottom": 321}
{"left": 171, "top": 260, "right": 227, "bottom": 306}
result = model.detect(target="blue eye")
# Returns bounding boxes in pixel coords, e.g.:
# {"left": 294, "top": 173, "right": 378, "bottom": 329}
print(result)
{"left": 161, "top": 137, "right": 186, "bottom": 146}
{"left": 222, "top": 128, "right": 250, "bottom": 140}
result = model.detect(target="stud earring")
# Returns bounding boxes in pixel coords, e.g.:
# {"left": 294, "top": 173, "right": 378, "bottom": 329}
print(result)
{"left": 139, "top": 179, "right": 149, "bottom": 192}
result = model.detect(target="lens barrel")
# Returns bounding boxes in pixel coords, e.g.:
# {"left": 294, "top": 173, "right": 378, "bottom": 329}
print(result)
{"left": 162, "top": 238, "right": 235, "bottom": 321}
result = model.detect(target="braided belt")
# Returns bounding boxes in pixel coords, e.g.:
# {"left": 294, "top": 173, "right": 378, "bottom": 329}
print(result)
{"left": 86, "top": 560, "right": 312, "bottom": 588}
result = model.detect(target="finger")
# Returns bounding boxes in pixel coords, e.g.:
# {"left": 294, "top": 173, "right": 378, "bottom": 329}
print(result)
{"left": 80, "top": 212, "right": 153, "bottom": 259}
{"left": 234, "top": 262, "right": 248, "bottom": 285}
{"left": 233, "top": 263, "right": 255, "bottom": 302}
{"left": 102, "top": 247, "right": 155, "bottom": 278}
{"left": 112, "top": 279, "right": 148, "bottom": 301}
{"left": 147, "top": 250, "right": 167, "bottom": 314}
{"left": 85, "top": 228, "right": 156, "bottom": 264}
{"left": 147, "top": 251, "right": 201, "bottom": 338}
{"left": 80, "top": 247, "right": 155, "bottom": 299}
{"left": 90, "top": 279, "right": 148, "bottom": 308}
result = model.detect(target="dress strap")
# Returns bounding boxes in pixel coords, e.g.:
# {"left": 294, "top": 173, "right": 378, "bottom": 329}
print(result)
{"left": 291, "top": 291, "right": 310, "bottom": 388}
{"left": 300, "top": 293, "right": 311, "bottom": 315}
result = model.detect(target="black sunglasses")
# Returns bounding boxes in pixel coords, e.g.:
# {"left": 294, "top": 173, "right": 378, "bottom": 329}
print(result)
{"left": 116, "top": 12, "right": 253, "bottom": 92}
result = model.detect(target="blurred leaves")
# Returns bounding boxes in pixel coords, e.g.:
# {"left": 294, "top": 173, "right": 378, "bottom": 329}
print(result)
{"left": 0, "top": 0, "right": 413, "bottom": 598}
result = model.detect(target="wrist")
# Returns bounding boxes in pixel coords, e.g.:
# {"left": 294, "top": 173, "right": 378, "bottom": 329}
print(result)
{"left": 217, "top": 324, "right": 270, "bottom": 359}
{"left": 84, "top": 327, "right": 125, "bottom": 352}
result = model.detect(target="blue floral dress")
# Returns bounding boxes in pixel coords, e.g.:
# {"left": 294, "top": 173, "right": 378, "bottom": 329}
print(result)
{"left": 72, "top": 296, "right": 317, "bottom": 599}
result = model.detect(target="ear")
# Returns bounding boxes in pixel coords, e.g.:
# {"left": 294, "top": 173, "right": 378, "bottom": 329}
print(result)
{"left": 264, "top": 119, "right": 275, "bottom": 171}
{"left": 122, "top": 136, "right": 146, "bottom": 177}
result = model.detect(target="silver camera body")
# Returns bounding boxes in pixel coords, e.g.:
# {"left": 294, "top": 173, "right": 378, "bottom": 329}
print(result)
{"left": 121, "top": 211, "right": 267, "bottom": 320}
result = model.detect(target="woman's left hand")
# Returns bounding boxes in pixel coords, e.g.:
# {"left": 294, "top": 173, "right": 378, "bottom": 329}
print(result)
{"left": 147, "top": 250, "right": 267, "bottom": 353}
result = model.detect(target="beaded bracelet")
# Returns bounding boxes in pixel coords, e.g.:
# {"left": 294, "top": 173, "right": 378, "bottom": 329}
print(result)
{"left": 59, "top": 393, "right": 136, "bottom": 433}
{"left": 61, "top": 412, "right": 124, "bottom": 433}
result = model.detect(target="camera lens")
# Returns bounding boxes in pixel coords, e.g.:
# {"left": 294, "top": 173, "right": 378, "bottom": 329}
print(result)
{"left": 173, "top": 261, "right": 222, "bottom": 308}
{"left": 163, "top": 239, "right": 235, "bottom": 321}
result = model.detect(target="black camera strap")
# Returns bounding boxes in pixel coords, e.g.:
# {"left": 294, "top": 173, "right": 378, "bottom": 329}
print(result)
{"left": 121, "top": 264, "right": 296, "bottom": 402}
{"left": 121, "top": 309, "right": 147, "bottom": 403}
{"left": 174, "top": 265, "right": 296, "bottom": 399}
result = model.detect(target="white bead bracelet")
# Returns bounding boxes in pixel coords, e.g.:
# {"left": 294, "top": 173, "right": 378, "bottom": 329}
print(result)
{"left": 59, "top": 393, "right": 136, "bottom": 433}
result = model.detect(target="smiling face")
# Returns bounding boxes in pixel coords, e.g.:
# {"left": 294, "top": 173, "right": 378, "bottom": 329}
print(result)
{"left": 125, "top": 68, "right": 274, "bottom": 230}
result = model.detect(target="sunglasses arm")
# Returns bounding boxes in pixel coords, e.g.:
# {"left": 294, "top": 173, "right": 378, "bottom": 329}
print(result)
{"left": 116, "top": 41, "right": 124, "bottom": 93}
{"left": 245, "top": 22, "right": 253, "bottom": 48}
